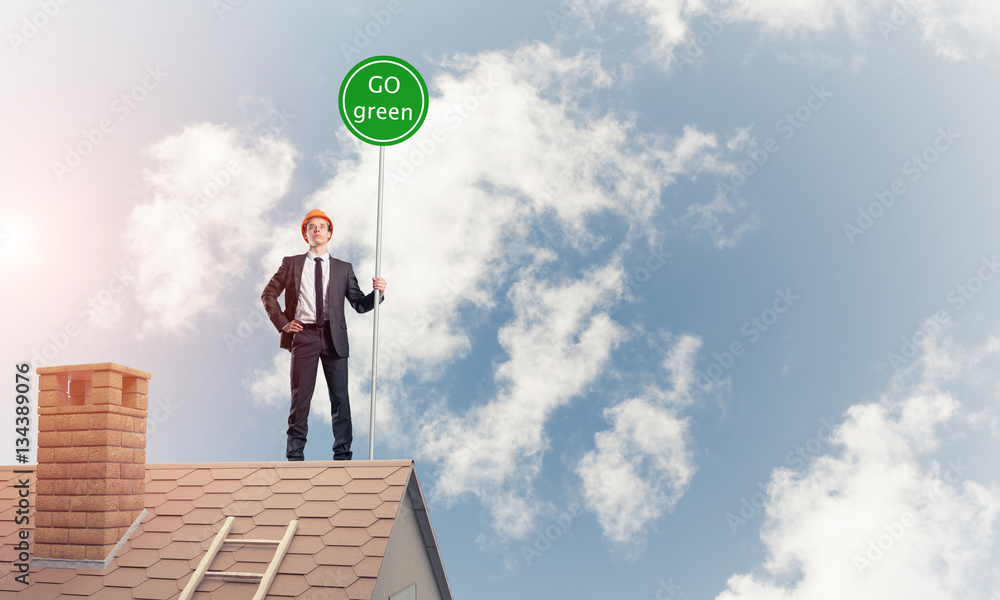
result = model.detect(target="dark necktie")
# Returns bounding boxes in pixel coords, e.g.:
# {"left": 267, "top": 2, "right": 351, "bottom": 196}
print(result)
{"left": 315, "top": 257, "right": 324, "bottom": 325}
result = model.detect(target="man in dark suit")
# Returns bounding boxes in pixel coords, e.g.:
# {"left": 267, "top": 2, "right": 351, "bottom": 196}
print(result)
{"left": 261, "top": 209, "right": 386, "bottom": 461}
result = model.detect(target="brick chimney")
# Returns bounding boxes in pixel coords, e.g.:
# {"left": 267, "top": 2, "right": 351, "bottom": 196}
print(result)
{"left": 34, "top": 362, "right": 150, "bottom": 566}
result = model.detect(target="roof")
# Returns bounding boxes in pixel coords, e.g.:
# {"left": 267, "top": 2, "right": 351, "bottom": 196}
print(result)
{"left": 0, "top": 460, "right": 451, "bottom": 600}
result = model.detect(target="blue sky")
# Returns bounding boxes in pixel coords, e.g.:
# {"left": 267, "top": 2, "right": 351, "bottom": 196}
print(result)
{"left": 3, "top": 0, "right": 1000, "bottom": 598}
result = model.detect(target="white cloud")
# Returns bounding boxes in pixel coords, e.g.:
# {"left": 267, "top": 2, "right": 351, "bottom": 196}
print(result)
{"left": 577, "top": 333, "right": 701, "bottom": 549}
{"left": 726, "top": 127, "right": 754, "bottom": 152}
{"left": 419, "top": 264, "right": 627, "bottom": 538}
{"left": 383, "top": 45, "right": 732, "bottom": 538}
{"left": 126, "top": 122, "right": 297, "bottom": 336}
{"left": 914, "top": 0, "right": 1000, "bottom": 60}
{"left": 683, "top": 187, "right": 760, "bottom": 249}
{"left": 660, "top": 332, "right": 704, "bottom": 407}
{"left": 682, "top": 128, "right": 760, "bottom": 248}
{"left": 714, "top": 335, "right": 1000, "bottom": 599}
{"left": 588, "top": 0, "right": 710, "bottom": 69}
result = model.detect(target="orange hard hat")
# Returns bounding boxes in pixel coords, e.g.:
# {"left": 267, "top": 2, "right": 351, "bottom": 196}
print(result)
{"left": 301, "top": 209, "right": 333, "bottom": 242}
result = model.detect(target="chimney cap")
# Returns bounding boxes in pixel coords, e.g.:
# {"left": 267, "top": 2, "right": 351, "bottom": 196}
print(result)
{"left": 37, "top": 362, "right": 151, "bottom": 379}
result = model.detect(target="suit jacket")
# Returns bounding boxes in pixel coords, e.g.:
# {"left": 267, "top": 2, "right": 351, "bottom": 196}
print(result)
{"left": 261, "top": 253, "right": 383, "bottom": 355}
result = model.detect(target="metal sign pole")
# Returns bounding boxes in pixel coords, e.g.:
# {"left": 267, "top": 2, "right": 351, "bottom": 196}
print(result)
{"left": 369, "top": 145, "right": 385, "bottom": 461}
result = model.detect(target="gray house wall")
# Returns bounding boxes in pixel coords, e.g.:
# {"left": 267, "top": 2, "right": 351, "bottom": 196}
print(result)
{"left": 370, "top": 479, "right": 447, "bottom": 600}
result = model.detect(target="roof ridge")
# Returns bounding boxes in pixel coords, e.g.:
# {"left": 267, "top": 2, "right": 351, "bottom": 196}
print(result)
{"left": 143, "top": 459, "right": 415, "bottom": 468}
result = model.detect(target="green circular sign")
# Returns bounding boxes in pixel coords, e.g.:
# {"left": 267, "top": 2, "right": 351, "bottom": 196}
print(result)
{"left": 339, "top": 56, "right": 428, "bottom": 146}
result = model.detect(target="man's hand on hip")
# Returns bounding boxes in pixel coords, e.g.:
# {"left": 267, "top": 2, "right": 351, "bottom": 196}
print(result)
{"left": 283, "top": 320, "right": 304, "bottom": 333}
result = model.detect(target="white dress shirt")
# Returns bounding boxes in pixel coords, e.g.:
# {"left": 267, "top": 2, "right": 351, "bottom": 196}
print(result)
{"left": 294, "top": 251, "right": 330, "bottom": 324}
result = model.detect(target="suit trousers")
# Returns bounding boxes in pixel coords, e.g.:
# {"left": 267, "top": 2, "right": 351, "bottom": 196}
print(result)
{"left": 287, "top": 325, "right": 353, "bottom": 460}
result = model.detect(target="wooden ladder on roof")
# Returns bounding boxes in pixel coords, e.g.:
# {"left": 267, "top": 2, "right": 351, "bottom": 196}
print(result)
{"left": 179, "top": 516, "right": 299, "bottom": 600}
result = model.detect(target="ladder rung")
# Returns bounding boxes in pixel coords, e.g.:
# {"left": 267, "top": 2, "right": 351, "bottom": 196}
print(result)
{"left": 206, "top": 570, "right": 264, "bottom": 580}
{"left": 223, "top": 538, "right": 281, "bottom": 545}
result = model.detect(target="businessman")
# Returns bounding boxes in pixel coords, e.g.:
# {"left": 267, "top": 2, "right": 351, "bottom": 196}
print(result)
{"left": 262, "top": 208, "right": 386, "bottom": 461}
